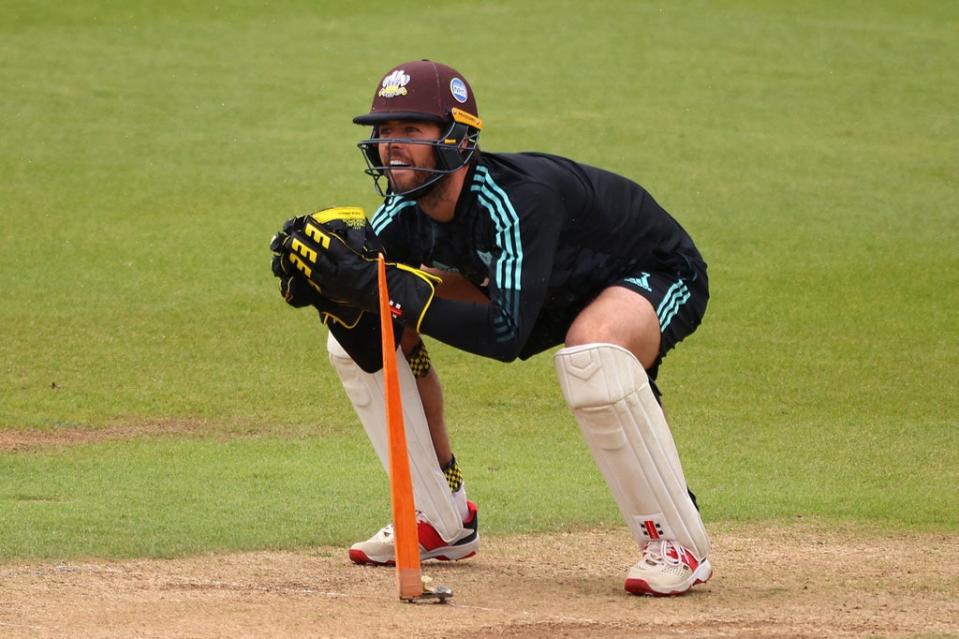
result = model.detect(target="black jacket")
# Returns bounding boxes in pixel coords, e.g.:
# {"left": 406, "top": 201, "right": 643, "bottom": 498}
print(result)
{"left": 372, "top": 151, "right": 705, "bottom": 361}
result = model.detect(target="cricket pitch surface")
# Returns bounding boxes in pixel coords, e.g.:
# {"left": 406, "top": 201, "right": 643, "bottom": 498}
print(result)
{"left": 2, "top": 522, "right": 956, "bottom": 638}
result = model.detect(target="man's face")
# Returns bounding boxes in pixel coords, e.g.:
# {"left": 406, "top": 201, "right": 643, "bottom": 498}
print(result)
{"left": 376, "top": 120, "right": 442, "bottom": 195}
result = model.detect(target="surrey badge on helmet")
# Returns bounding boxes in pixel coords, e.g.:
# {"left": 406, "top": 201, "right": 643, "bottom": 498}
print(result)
{"left": 378, "top": 69, "right": 410, "bottom": 99}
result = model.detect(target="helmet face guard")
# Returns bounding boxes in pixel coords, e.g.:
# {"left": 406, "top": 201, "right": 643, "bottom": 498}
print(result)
{"left": 358, "top": 113, "right": 481, "bottom": 198}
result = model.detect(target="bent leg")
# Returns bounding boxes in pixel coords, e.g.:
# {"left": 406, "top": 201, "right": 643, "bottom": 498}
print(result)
{"left": 327, "top": 332, "right": 464, "bottom": 542}
{"left": 557, "top": 284, "right": 710, "bottom": 595}
{"left": 554, "top": 343, "right": 708, "bottom": 558}
{"left": 563, "top": 287, "right": 696, "bottom": 520}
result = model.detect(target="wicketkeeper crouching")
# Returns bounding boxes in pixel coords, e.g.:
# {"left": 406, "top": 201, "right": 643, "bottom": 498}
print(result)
{"left": 270, "top": 206, "right": 479, "bottom": 565}
{"left": 270, "top": 58, "right": 713, "bottom": 597}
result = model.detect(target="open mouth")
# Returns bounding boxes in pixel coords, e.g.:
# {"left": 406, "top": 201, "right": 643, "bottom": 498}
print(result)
{"left": 388, "top": 160, "right": 412, "bottom": 169}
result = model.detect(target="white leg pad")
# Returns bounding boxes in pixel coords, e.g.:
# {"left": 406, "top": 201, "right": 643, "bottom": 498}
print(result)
{"left": 554, "top": 343, "right": 709, "bottom": 559}
{"left": 327, "top": 332, "right": 463, "bottom": 542}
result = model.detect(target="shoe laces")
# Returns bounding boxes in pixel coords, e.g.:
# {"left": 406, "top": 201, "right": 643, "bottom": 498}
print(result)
{"left": 643, "top": 540, "right": 685, "bottom": 568}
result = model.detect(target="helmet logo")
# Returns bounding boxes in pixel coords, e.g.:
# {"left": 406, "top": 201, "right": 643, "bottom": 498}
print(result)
{"left": 378, "top": 69, "right": 410, "bottom": 98}
{"left": 450, "top": 77, "right": 468, "bottom": 103}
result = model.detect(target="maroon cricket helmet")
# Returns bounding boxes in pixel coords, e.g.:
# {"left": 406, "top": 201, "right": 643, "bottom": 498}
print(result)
{"left": 353, "top": 59, "right": 480, "bottom": 127}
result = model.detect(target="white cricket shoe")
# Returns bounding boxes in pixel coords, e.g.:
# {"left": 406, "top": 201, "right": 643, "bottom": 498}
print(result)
{"left": 348, "top": 501, "right": 479, "bottom": 566}
{"left": 625, "top": 540, "right": 712, "bottom": 596}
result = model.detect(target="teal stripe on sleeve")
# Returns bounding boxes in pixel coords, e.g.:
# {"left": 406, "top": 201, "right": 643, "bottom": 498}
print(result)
{"left": 471, "top": 166, "right": 524, "bottom": 340}
{"left": 371, "top": 196, "right": 416, "bottom": 235}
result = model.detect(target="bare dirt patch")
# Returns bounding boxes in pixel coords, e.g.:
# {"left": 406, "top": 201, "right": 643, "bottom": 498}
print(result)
{"left": 1, "top": 522, "right": 956, "bottom": 639}
{"left": 0, "top": 420, "right": 224, "bottom": 452}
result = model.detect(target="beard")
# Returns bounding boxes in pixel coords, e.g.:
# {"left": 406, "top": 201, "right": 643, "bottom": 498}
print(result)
{"left": 386, "top": 165, "right": 435, "bottom": 195}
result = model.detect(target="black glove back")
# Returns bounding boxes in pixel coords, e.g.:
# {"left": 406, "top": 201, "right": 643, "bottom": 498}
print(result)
{"left": 269, "top": 208, "right": 369, "bottom": 328}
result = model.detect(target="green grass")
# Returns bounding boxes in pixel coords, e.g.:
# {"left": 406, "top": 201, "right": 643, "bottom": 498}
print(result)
{"left": 1, "top": 1, "right": 957, "bottom": 560}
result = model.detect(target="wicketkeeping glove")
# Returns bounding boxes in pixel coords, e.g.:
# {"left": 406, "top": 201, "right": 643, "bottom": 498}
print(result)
{"left": 270, "top": 211, "right": 367, "bottom": 328}
{"left": 271, "top": 271, "right": 365, "bottom": 328}
{"left": 280, "top": 209, "right": 441, "bottom": 332}
{"left": 283, "top": 206, "right": 382, "bottom": 259}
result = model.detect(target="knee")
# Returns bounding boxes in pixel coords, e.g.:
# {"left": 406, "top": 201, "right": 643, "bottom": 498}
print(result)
{"left": 564, "top": 324, "right": 658, "bottom": 370}
{"left": 564, "top": 321, "right": 621, "bottom": 350}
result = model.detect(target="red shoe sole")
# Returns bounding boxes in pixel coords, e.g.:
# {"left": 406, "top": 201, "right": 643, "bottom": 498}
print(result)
{"left": 624, "top": 573, "right": 711, "bottom": 597}
{"left": 348, "top": 549, "right": 477, "bottom": 566}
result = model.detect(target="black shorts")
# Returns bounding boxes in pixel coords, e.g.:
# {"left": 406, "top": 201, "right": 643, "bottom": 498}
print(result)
{"left": 614, "top": 263, "right": 709, "bottom": 380}
{"left": 518, "top": 262, "right": 709, "bottom": 375}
